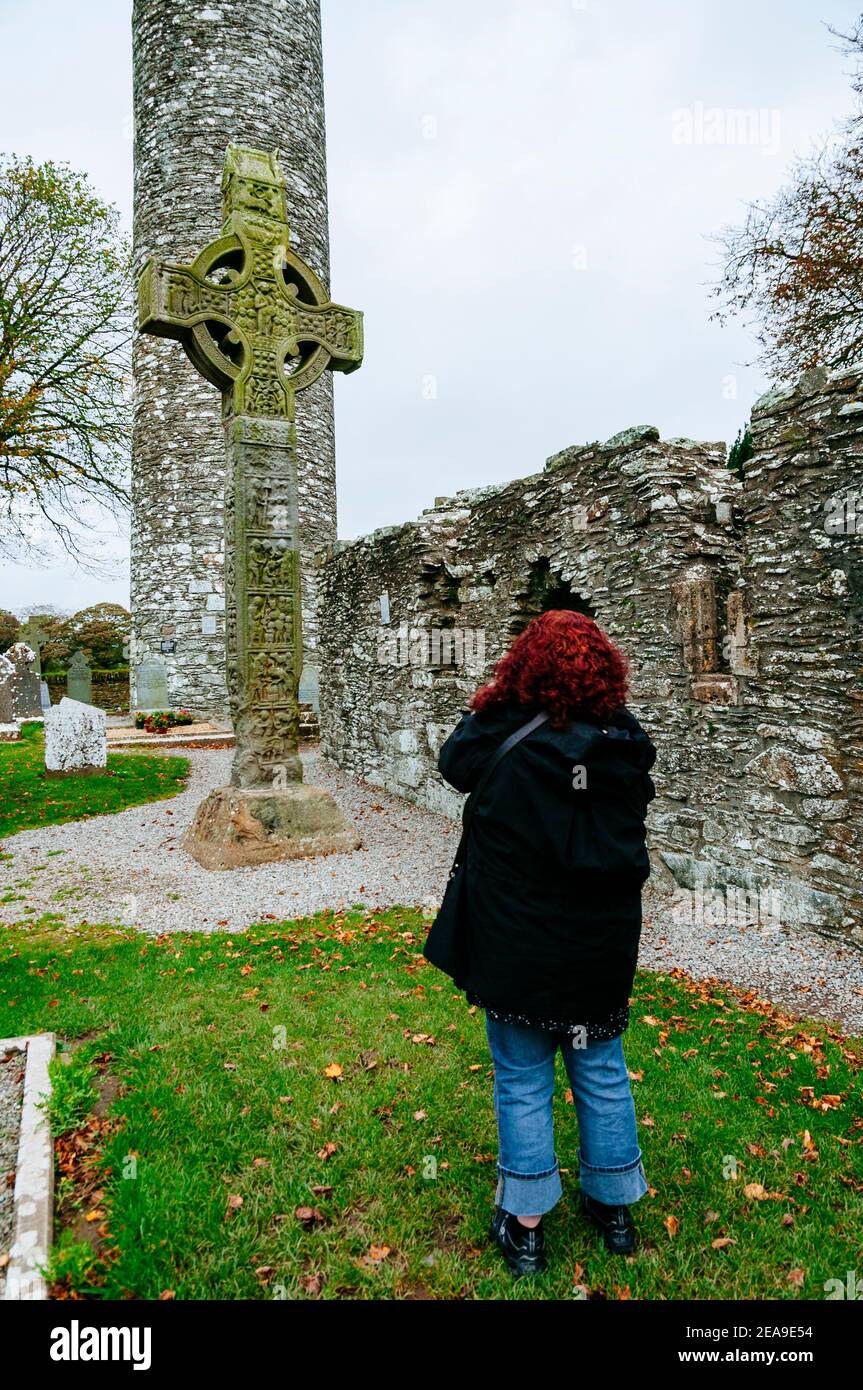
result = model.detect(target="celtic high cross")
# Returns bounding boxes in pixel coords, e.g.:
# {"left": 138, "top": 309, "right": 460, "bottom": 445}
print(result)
{"left": 139, "top": 145, "right": 363, "bottom": 796}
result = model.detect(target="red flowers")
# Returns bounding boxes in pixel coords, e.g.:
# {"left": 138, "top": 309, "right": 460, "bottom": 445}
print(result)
{"left": 134, "top": 708, "right": 195, "bottom": 734}
{"left": 471, "top": 610, "right": 629, "bottom": 728}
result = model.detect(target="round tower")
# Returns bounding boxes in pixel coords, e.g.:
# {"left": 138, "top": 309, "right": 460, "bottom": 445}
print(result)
{"left": 131, "top": 0, "right": 335, "bottom": 715}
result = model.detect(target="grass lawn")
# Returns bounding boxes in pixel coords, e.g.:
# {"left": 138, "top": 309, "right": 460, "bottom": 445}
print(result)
{"left": 0, "top": 723, "right": 189, "bottom": 840}
{"left": 1, "top": 907, "right": 861, "bottom": 1301}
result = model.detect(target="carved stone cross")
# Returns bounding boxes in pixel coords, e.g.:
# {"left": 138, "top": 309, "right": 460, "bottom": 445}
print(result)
{"left": 138, "top": 145, "right": 363, "bottom": 867}
{"left": 18, "top": 617, "right": 50, "bottom": 677}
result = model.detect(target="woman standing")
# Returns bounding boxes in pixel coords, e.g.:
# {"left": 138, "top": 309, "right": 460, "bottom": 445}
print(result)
{"left": 426, "top": 610, "right": 656, "bottom": 1277}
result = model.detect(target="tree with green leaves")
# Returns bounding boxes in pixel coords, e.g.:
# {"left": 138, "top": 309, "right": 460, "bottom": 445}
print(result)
{"left": 0, "top": 607, "right": 19, "bottom": 652}
{"left": 0, "top": 155, "right": 131, "bottom": 566}
{"left": 728, "top": 426, "right": 754, "bottom": 479}
{"left": 63, "top": 602, "right": 130, "bottom": 669}
{"left": 711, "top": 20, "right": 863, "bottom": 380}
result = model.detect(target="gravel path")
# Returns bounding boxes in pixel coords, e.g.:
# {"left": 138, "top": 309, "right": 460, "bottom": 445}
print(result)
{"left": 641, "top": 885, "right": 863, "bottom": 1037}
{"left": 0, "top": 1045, "right": 24, "bottom": 1298}
{"left": 0, "top": 748, "right": 459, "bottom": 934}
{"left": 1, "top": 747, "right": 860, "bottom": 1037}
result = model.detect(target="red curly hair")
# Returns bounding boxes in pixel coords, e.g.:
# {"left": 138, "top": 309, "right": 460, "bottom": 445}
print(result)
{"left": 470, "top": 610, "right": 629, "bottom": 728}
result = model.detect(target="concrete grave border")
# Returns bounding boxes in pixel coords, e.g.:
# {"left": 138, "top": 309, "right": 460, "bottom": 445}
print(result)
{"left": 1, "top": 1033, "right": 55, "bottom": 1300}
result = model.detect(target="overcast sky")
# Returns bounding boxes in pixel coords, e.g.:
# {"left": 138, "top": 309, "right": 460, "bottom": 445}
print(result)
{"left": 0, "top": 0, "right": 860, "bottom": 614}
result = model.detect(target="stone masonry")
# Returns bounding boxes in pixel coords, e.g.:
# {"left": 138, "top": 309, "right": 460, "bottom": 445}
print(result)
{"left": 131, "top": 0, "right": 335, "bottom": 715}
{"left": 318, "top": 364, "right": 863, "bottom": 940}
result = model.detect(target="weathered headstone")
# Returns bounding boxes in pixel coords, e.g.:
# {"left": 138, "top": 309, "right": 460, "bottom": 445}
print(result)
{"left": 5, "top": 644, "right": 42, "bottom": 720}
{"left": 44, "top": 698, "right": 107, "bottom": 776}
{"left": 18, "top": 617, "right": 49, "bottom": 677}
{"left": 0, "top": 653, "right": 19, "bottom": 738}
{"left": 135, "top": 655, "right": 170, "bottom": 712}
{"left": 138, "top": 144, "right": 364, "bottom": 868}
{"left": 67, "top": 650, "right": 93, "bottom": 704}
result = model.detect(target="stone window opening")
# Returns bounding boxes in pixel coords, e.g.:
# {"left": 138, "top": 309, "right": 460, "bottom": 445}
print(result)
{"left": 674, "top": 564, "right": 744, "bottom": 705}
{"left": 508, "top": 556, "right": 596, "bottom": 636}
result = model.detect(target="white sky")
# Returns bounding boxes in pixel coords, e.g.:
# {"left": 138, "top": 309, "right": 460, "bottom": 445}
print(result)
{"left": 0, "top": 0, "right": 860, "bottom": 613}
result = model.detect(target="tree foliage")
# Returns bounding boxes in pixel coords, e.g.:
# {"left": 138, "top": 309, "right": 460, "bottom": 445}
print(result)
{"left": 728, "top": 426, "right": 754, "bottom": 479}
{"left": 711, "top": 21, "right": 863, "bottom": 380}
{"left": 38, "top": 602, "right": 130, "bottom": 670}
{"left": 63, "top": 601, "right": 130, "bottom": 668}
{"left": 0, "top": 155, "right": 132, "bottom": 565}
{"left": 0, "top": 607, "right": 19, "bottom": 652}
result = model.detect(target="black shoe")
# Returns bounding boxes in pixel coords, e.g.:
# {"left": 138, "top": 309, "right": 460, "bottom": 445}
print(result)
{"left": 490, "top": 1206, "right": 547, "bottom": 1277}
{"left": 580, "top": 1191, "right": 638, "bottom": 1254}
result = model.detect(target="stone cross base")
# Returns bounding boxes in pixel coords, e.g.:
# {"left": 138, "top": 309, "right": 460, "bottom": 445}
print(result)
{"left": 182, "top": 784, "right": 361, "bottom": 870}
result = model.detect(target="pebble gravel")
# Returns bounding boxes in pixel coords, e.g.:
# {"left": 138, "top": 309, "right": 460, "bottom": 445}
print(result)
{"left": 0, "top": 747, "right": 459, "bottom": 934}
{"left": 0, "top": 1046, "right": 24, "bottom": 1298}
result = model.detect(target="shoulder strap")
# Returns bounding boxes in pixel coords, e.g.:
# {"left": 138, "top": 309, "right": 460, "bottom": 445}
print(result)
{"left": 452, "top": 711, "right": 549, "bottom": 868}
{"left": 470, "top": 710, "right": 550, "bottom": 810}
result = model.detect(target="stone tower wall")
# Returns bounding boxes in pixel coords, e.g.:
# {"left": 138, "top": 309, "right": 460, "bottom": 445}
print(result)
{"left": 131, "top": 0, "right": 335, "bottom": 714}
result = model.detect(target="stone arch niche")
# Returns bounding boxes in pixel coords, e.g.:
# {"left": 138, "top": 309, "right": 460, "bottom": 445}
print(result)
{"left": 673, "top": 562, "right": 744, "bottom": 705}
{"left": 508, "top": 556, "right": 596, "bottom": 636}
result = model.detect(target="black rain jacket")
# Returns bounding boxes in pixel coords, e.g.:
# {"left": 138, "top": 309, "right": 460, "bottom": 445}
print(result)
{"left": 436, "top": 703, "right": 657, "bottom": 1023}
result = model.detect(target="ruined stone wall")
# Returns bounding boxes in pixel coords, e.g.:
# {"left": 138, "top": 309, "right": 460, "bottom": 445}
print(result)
{"left": 319, "top": 365, "right": 863, "bottom": 940}
{"left": 318, "top": 423, "right": 742, "bottom": 833}
{"left": 131, "top": 0, "right": 335, "bottom": 715}
{"left": 725, "top": 365, "right": 863, "bottom": 931}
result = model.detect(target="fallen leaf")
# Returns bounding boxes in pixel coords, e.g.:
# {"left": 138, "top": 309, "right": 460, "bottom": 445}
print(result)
{"left": 664, "top": 1215, "right": 679, "bottom": 1238}
{"left": 324, "top": 1062, "right": 343, "bottom": 1079}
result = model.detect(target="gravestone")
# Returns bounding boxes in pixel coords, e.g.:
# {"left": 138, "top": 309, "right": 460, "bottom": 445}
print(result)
{"left": 44, "top": 698, "right": 107, "bottom": 776}
{"left": 18, "top": 617, "right": 49, "bottom": 677}
{"left": 0, "top": 653, "right": 18, "bottom": 737}
{"left": 67, "top": 650, "right": 93, "bottom": 704}
{"left": 138, "top": 144, "right": 364, "bottom": 868}
{"left": 135, "top": 655, "right": 170, "bottom": 711}
{"left": 5, "top": 644, "right": 42, "bottom": 720}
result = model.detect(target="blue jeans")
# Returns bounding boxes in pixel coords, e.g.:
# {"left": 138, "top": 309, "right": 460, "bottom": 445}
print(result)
{"left": 485, "top": 1016, "right": 648, "bottom": 1217}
